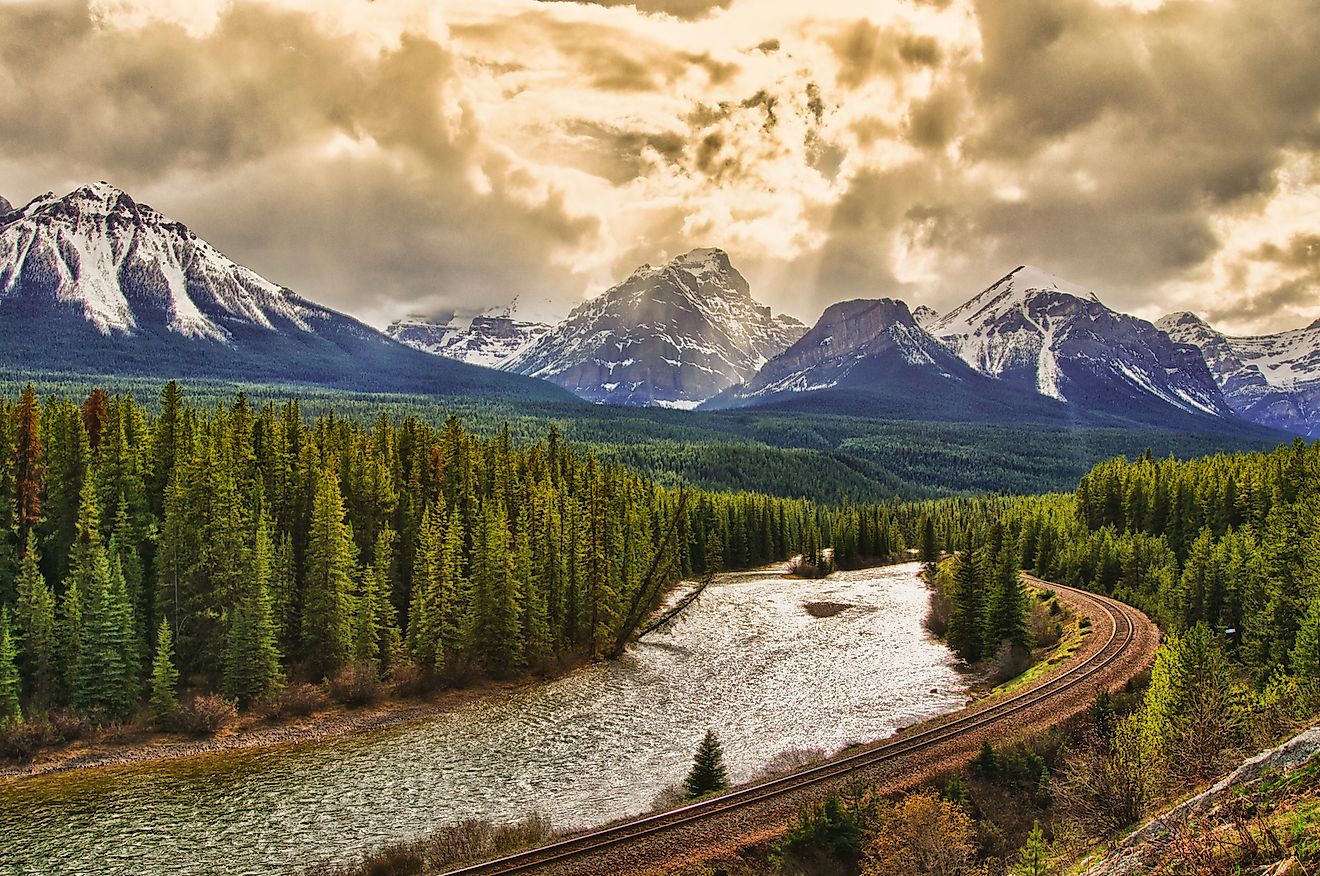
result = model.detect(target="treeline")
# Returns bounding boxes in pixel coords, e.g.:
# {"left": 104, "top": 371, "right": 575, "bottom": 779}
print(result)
{"left": 0, "top": 385, "right": 911, "bottom": 731}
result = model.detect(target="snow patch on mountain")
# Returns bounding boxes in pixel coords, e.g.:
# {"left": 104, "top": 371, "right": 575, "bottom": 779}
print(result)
{"left": 387, "top": 299, "right": 552, "bottom": 369}
{"left": 912, "top": 304, "right": 939, "bottom": 330}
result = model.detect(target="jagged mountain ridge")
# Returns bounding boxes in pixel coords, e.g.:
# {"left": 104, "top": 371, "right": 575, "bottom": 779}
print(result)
{"left": 931, "top": 266, "right": 1234, "bottom": 420}
{"left": 503, "top": 248, "right": 806, "bottom": 407}
{"left": 707, "top": 298, "right": 974, "bottom": 404}
{"left": 0, "top": 182, "right": 574, "bottom": 400}
{"left": 387, "top": 309, "right": 552, "bottom": 369}
{"left": 1158, "top": 311, "right": 1320, "bottom": 436}
{"left": 707, "top": 265, "right": 1251, "bottom": 431}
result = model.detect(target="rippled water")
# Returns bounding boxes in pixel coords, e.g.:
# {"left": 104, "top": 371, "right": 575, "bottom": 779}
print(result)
{"left": 0, "top": 563, "right": 968, "bottom": 875}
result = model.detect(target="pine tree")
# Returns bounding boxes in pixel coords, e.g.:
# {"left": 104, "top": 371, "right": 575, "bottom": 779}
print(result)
{"left": 1014, "top": 822, "right": 1049, "bottom": 876}
{"left": 74, "top": 550, "right": 138, "bottom": 719}
{"left": 56, "top": 579, "right": 81, "bottom": 705}
{"left": 0, "top": 607, "right": 22, "bottom": 728}
{"left": 357, "top": 528, "right": 400, "bottom": 670}
{"left": 988, "top": 543, "right": 1031, "bottom": 648}
{"left": 407, "top": 499, "right": 444, "bottom": 668}
{"left": 149, "top": 617, "right": 179, "bottom": 727}
{"left": 13, "top": 384, "right": 43, "bottom": 548}
{"left": 14, "top": 543, "right": 57, "bottom": 708}
{"left": 683, "top": 729, "right": 729, "bottom": 799}
{"left": 515, "top": 511, "right": 552, "bottom": 667}
{"left": 947, "top": 550, "right": 989, "bottom": 662}
{"left": 222, "top": 516, "right": 282, "bottom": 706}
{"left": 920, "top": 516, "right": 938, "bottom": 572}
{"left": 471, "top": 501, "right": 522, "bottom": 676}
{"left": 1291, "top": 592, "right": 1320, "bottom": 683}
{"left": 302, "top": 470, "right": 357, "bottom": 678}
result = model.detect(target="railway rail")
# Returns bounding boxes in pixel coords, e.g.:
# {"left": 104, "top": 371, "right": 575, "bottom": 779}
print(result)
{"left": 444, "top": 578, "right": 1156, "bottom": 876}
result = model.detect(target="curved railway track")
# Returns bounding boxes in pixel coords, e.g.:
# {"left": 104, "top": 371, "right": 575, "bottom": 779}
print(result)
{"left": 444, "top": 579, "right": 1156, "bottom": 876}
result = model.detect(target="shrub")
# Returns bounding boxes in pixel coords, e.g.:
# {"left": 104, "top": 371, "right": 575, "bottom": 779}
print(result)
{"left": 775, "top": 794, "right": 870, "bottom": 876}
{"left": 1028, "top": 601, "right": 1063, "bottom": 650}
{"left": 327, "top": 662, "right": 383, "bottom": 706}
{"left": 318, "top": 814, "right": 553, "bottom": 876}
{"left": 0, "top": 720, "right": 61, "bottom": 761}
{"left": 985, "top": 641, "right": 1033, "bottom": 686}
{"left": 176, "top": 694, "right": 238, "bottom": 737}
{"left": 386, "top": 660, "right": 433, "bottom": 699}
{"left": 257, "top": 683, "right": 330, "bottom": 720}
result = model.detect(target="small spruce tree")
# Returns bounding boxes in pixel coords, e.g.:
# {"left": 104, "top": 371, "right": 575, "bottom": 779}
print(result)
{"left": 1014, "top": 821, "right": 1049, "bottom": 876}
{"left": 0, "top": 607, "right": 23, "bottom": 728}
{"left": 150, "top": 617, "right": 180, "bottom": 727}
{"left": 684, "top": 729, "right": 730, "bottom": 799}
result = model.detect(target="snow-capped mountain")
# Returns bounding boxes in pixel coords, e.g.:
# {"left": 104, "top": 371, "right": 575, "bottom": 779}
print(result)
{"left": 504, "top": 248, "right": 806, "bottom": 407}
{"left": 387, "top": 300, "right": 553, "bottom": 369}
{"left": 1158, "top": 312, "right": 1320, "bottom": 436}
{"left": 707, "top": 298, "right": 973, "bottom": 405}
{"left": 0, "top": 195, "right": 12, "bottom": 217}
{"left": 931, "top": 266, "right": 1234, "bottom": 420}
{"left": 912, "top": 304, "right": 939, "bottom": 329}
{"left": 0, "top": 182, "right": 572, "bottom": 400}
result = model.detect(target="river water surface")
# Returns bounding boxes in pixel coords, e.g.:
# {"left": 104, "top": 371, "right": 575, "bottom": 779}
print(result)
{"left": 0, "top": 562, "right": 968, "bottom": 875}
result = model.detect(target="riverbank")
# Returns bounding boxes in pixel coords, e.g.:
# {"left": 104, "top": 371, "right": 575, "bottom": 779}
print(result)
{"left": 0, "top": 663, "right": 589, "bottom": 781}
{"left": 0, "top": 570, "right": 742, "bottom": 781}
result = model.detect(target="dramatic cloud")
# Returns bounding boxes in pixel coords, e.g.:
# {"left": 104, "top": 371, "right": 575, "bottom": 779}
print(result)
{"left": 0, "top": 0, "right": 1316, "bottom": 332}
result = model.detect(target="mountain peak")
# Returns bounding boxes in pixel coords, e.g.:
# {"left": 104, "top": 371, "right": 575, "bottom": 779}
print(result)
{"left": 506, "top": 247, "right": 803, "bottom": 406}
{"left": 1156, "top": 311, "right": 1214, "bottom": 334}
{"left": 1000, "top": 265, "right": 1101, "bottom": 303}
{"left": 0, "top": 195, "right": 11, "bottom": 216}
{"left": 670, "top": 246, "right": 729, "bottom": 267}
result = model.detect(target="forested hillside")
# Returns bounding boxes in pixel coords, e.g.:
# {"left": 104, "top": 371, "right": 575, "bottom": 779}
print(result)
{"left": 0, "top": 385, "right": 910, "bottom": 732}
{"left": 0, "top": 374, "right": 1284, "bottom": 502}
{"left": 913, "top": 438, "right": 1320, "bottom": 682}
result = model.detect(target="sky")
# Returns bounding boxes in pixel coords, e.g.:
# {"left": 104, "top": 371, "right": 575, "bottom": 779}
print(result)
{"left": 0, "top": 0, "right": 1317, "bottom": 335}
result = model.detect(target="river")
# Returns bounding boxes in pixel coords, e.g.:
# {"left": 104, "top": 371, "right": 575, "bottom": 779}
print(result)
{"left": 0, "top": 562, "right": 969, "bottom": 875}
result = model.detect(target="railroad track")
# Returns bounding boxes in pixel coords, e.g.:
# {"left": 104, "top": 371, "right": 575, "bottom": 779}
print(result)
{"left": 444, "top": 580, "right": 1152, "bottom": 876}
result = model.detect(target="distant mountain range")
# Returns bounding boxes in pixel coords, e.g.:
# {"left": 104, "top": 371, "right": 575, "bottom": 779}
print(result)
{"left": 1158, "top": 312, "right": 1320, "bottom": 437}
{"left": 2, "top": 182, "right": 1312, "bottom": 437}
{"left": 0, "top": 183, "right": 573, "bottom": 401}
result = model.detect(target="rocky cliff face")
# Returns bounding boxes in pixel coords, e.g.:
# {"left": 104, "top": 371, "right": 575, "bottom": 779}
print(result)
{"left": 1080, "top": 726, "right": 1320, "bottom": 876}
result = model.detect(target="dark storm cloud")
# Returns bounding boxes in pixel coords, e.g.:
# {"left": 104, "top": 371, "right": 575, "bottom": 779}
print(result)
{"left": 1251, "top": 234, "right": 1320, "bottom": 272}
{"left": 534, "top": 0, "right": 734, "bottom": 20}
{"left": 829, "top": 20, "right": 943, "bottom": 89}
{"left": 559, "top": 121, "right": 686, "bottom": 184}
{"left": 0, "top": 1, "right": 594, "bottom": 320}
{"left": 810, "top": 0, "right": 1320, "bottom": 319}
{"left": 1207, "top": 233, "right": 1320, "bottom": 325}
{"left": 453, "top": 12, "right": 737, "bottom": 93}
{"left": 903, "top": 86, "right": 961, "bottom": 150}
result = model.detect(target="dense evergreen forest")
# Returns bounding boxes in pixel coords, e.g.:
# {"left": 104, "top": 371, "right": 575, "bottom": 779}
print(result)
{"left": 914, "top": 439, "right": 1320, "bottom": 683}
{"left": 0, "top": 385, "right": 911, "bottom": 731}
{"left": 0, "top": 374, "right": 1281, "bottom": 501}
